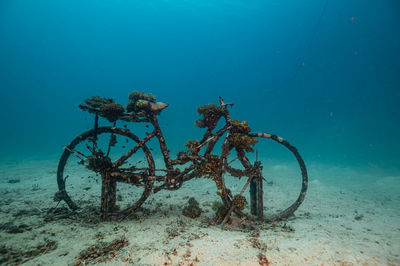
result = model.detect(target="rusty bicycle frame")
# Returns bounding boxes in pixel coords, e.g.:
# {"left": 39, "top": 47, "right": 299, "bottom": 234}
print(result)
{"left": 56, "top": 93, "right": 308, "bottom": 223}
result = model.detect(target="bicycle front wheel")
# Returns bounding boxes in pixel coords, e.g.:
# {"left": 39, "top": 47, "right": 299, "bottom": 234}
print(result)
{"left": 56, "top": 127, "right": 155, "bottom": 213}
{"left": 224, "top": 132, "right": 308, "bottom": 222}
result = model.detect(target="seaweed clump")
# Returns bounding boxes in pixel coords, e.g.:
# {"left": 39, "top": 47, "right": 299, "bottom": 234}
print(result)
{"left": 0, "top": 239, "right": 57, "bottom": 265}
{"left": 126, "top": 91, "right": 156, "bottom": 113}
{"left": 195, "top": 104, "right": 225, "bottom": 128}
{"left": 194, "top": 154, "right": 222, "bottom": 179}
{"left": 79, "top": 96, "right": 115, "bottom": 113}
{"left": 100, "top": 103, "right": 125, "bottom": 122}
{"left": 182, "top": 198, "right": 202, "bottom": 218}
{"left": 228, "top": 120, "right": 258, "bottom": 152}
{"left": 79, "top": 96, "right": 124, "bottom": 122}
{"left": 212, "top": 200, "right": 229, "bottom": 222}
{"left": 232, "top": 194, "right": 247, "bottom": 211}
{"left": 75, "top": 237, "right": 129, "bottom": 265}
{"left": 85, "top": 151, "right": 112, "bottom": 173}
{"left": 185, "top": 139, "right": 200, "bottom": 154}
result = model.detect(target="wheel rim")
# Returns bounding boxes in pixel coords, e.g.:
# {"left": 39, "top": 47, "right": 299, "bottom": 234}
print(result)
{"left": 220, "top": 132, "right": 308, "bottom": 222}
{"left": 250, "top": 132, "right": 308, "bottom": 222}
{"left": 57, "top": 127, "right": 155, "bottom": 212}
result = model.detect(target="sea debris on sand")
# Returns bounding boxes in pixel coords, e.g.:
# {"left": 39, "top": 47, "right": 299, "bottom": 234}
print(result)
{"left": 0, "top": 221, "right": 31, "bottom": 234}
{"left": 0, "top": 239, "right": 57, "bottom": 264}
{"left": 74, "top": 236, "right": 129, "bottom": 265}
{"left": 182, "top": 197, "right": 202, "bottom": 218}
{"left": 258, "top": 253, "right": 270, "bottom": 265}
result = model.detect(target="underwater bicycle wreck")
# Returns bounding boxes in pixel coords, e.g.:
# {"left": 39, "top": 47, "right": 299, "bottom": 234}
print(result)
{"left": 56, "top": 91, "right": 308, "bottom": 225}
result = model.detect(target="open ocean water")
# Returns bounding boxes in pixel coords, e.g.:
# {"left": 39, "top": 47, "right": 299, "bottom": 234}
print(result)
{"left": 0, "top": 0, "right": 399, "bottom": 265}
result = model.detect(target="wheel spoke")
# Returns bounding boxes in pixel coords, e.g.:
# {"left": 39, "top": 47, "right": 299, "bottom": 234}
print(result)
{"left": 64, "top": 146, "right": 88, "bottom": 161}
{"left": 106, "top": 133, "right": 116, "bottom": 157}
{"left": 57, "top": 127, "right": 155, "bottom": 217}
{"left": 218, "top": 132, "right": 308, "bottom": 223}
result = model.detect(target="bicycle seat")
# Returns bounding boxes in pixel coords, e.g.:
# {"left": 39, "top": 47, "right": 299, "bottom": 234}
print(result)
{"left": 150, "top": 101, "right": 169, "bottom": 114}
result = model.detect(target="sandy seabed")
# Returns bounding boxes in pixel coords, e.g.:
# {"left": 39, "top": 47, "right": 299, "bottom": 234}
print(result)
{"left": 0, "top": 158, "right": 399, "bottom": 265}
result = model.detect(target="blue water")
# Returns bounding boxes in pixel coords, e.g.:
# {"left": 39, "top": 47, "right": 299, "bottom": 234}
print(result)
{"left": 1, "top": 2, "right": 400, "bottom": 264}
{"left": 0, "top": 0, "right": 399, "bottom": 173}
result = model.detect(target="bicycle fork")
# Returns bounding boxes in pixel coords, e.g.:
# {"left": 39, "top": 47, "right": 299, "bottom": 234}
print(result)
{"left": 249, "top": 161, "right": 264, "bottom": 219}
{"left": 100, "top": 171, "right": 117, "bottom": 220}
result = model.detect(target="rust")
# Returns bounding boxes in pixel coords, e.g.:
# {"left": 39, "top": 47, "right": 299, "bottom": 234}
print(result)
{"left": 56, "top": 92, "right": 308, "bottom": 223}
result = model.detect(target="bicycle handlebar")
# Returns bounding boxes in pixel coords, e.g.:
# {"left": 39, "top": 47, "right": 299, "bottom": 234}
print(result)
{"left": 219, "top": 96, "right": 234, "bottom": 107}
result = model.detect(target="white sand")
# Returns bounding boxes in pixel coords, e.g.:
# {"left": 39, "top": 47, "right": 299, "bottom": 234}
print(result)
{"left": 0, "top": 159, "right": 399, "bottom": 265}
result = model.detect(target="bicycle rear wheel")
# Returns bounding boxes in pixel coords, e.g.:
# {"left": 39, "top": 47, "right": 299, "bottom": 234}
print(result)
{"left": 56, "top": 127, "right": 155, "bottom": 213}
{"left": 223, "top": 132, "right": 308, "bottom": 222}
